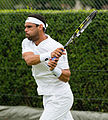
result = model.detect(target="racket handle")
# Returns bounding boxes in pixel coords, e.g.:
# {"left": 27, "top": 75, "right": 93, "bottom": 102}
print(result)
{"left": 52, "top": 57, "right": 57, "bottom": 61}
{"left": 51, "top": 49, "right": 64, "bottom": 61}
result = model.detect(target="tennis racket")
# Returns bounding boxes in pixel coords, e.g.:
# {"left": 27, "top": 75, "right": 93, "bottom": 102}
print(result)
{"left": 52, "top": 10, "right": 97, "bottom": 60}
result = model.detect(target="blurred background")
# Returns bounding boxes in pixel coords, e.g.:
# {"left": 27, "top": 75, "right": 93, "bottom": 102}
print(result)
{"left": 0, "top": 0, "right": 108, "bottom": 10}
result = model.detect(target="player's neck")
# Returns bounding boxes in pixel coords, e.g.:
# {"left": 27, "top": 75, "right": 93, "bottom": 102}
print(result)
{"left": 35, "top": 33, "right": 48, "bottom": 46}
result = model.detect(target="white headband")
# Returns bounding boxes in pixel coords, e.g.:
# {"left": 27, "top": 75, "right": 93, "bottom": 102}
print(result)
{"left": 25, "top": 17, "right": 48, "bottom": 29}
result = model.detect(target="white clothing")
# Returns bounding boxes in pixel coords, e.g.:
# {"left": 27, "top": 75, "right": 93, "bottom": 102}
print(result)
{"left": 22, "top": 34, "right": 74, "bottom": 120}
{"left": 22, "top": 35, "right": 71, "bottom": 96}
{"left": 40, "top": 89, "right": 74, "bottom": 120}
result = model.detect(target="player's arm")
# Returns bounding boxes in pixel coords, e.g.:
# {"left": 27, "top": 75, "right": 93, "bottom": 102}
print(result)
{"left": 48, "top": 59, "right": 71, "bottom": 83}
{"left": 22, "top": 47, "right": 65, "bottom": 66}
{"left": 59, "top": 69, "right": 71, "bottom": 82}
{"left": 22, "top": 52, "right": 40, "bottom": 66}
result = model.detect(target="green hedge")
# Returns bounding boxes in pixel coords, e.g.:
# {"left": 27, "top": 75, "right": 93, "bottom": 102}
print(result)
{"left": 0, "top": 10, "right": 107, "bottom": 112}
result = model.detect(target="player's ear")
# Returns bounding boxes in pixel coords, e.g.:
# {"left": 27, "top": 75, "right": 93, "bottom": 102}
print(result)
{"left": 38, "top": 24, "right": 43, "bottom": 31}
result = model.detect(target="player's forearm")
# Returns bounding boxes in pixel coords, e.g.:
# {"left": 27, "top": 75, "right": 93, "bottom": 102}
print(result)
{"left": 23, "top": 52, "right": 51, "bottom": 66}
{"left": 58, "top": 69, "right": 71, "bottom": 82}
{"left": 52, "top": 68, "right": 71, "bottom": 82}
{"left": 24, "top": 54, "right": 40, "bottom": 66}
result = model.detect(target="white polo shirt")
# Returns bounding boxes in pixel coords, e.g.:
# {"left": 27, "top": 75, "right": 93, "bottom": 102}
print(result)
{"left": 22, "top": 35, "right": 71, "bottom": 95}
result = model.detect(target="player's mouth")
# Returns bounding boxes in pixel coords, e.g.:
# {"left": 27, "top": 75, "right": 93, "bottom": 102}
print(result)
{"left": 25, "top": 33, "right": 30, "bottom": 37}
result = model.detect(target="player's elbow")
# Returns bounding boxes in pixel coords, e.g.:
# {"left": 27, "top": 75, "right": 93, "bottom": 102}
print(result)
{"left": 25, "top": 58, "right": 33, "bottom": 66}
{"left": 26, "top": 61, "right": 32, "bottom": 66}
{"left": 61, "top": 77, "right": 70, "bottom": 83}
{"left": 27, "top": 62, "right": 32, "bottom": 66}
{"left": 60, "top": 75, "right": 71, "bottom": 83}
{"left": 66, "top": 76, "right": 71, "bottom": 82}
{"left": 68, "top": 71, "right": 71, "bottom": 77}
{"left": 65, "top": 71, "right": 71, "bottom": 82}
{"left": 59, "top": 70, "right": 71, "bottom": 82}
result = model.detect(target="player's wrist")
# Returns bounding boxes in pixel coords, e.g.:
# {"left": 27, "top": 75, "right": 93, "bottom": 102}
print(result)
{"left": 40, "top": 52, "right": 51, "bottom": 62}
{"left": 52, "top": 67, "right": 62, "bottom": 78}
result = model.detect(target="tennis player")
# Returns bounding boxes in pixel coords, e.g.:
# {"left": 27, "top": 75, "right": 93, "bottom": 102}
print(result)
{"left": 22, "top": 14, "right": 74, "bottom": 120}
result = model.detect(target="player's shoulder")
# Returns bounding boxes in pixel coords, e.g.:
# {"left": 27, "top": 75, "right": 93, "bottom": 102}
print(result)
{"left": 47, "top": 35, "right": 63, "bottom": 48}
{"left": 22, "top": 38, "right": 29, "bottom": 43}
{"left": 22, "top": 38, "right": 32, "bottom": 45}
{"left": 51, "top": 39, "right": 63, "bottom": 47}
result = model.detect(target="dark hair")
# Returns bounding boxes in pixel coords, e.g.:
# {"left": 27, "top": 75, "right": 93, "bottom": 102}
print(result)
{"left": 28, "top": 14, "right": 46, "bottom": 32}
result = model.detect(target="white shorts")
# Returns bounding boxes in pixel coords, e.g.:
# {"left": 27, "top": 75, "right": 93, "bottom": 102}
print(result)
{"left": 40, "top": 90, "right": 74, "bottom": 120}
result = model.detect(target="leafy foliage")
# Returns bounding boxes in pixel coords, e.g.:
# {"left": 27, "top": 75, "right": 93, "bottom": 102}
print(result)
{"left": 0, "top": 0, "right": 107, "bottom": 9}
{"left": 0, "top": 10, "right": 107, "bottom": 112}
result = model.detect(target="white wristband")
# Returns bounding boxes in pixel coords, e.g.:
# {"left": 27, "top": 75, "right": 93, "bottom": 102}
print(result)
{"left": 52, "top": 67, "right": 62, "bottom": 78}
{"left": 40, "top": 52, "right": 51, "bottom": 62}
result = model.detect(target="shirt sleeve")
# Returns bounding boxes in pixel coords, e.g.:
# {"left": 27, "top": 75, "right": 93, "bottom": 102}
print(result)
{"left": 57, "top": 50, "right": 70, "bottom": 69}
{"left": 22, "top": 39, "right": 34, "bottom": 54}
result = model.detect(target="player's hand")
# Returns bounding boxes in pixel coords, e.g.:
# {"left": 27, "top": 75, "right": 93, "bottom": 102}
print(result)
{"left": 48, "top": 58, "right": 59, "bottom": 71}
{"left": 51, "top": 48, "right": 66, "bottom": 58}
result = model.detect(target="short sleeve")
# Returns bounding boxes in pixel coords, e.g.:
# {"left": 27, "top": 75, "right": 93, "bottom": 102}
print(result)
{"left": 22, "top": 39, "right": 34, "bottom": 54}
{"left": 57, "top": 50, "right": 69, "bottom": 69}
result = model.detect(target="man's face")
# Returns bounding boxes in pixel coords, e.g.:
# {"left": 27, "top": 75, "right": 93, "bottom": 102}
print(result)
{"left": 25, "top": 22, "right": 39, "bottom": 41}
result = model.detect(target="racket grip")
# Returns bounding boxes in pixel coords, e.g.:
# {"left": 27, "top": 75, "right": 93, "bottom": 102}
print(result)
{"left": 52, "top": 57, "right": 56, "bottom": 61}
{"left": 51, "top": 49, "right": 64, "bottom": 61}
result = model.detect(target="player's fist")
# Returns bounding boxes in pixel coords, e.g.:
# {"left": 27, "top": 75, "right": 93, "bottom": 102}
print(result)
{"left": 51, "top": 48, "right": 66, "bottom": 58}
{"left": 48, "top": 58, "right": 59, "bottom": 71}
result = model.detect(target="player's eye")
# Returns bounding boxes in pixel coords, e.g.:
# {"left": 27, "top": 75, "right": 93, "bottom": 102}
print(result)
{"left": 27, "top": 25, "right": 32, "bottom": 28}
